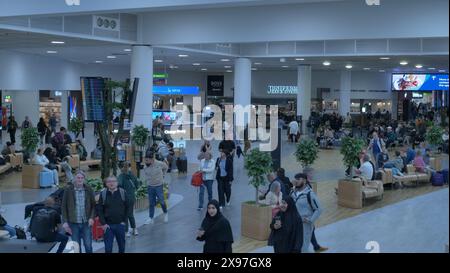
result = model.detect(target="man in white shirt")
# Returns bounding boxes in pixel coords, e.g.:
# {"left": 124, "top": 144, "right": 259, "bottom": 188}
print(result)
{"left": 288, "top": 120, "right": 299, "bottom": 143}
{"left": 33, "top": 148, "right": 59, "bottom": 187}
{"left": 355, "top": 154, "right": 373, "bottom": 181}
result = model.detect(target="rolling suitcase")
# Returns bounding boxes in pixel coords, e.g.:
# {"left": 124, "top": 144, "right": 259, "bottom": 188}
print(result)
{"left": 92, "top": 216, "right": 104, "bottom": 241}
{"left": 431, "top": 172, "right": 444, "bottom": 186}
{"left": 39, "top": 171, "right": 54, "bottom": 188}
{"left": 176, "top": 157, "right": 188, "bottom": 173}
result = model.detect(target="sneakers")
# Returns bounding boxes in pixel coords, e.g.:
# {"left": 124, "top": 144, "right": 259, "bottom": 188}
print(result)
{"left": 133, "top": 229, "right": 139, "bottom": 236}
{"left": 144, "top": 218, "right": 154, "bottom": 225}
{"left": 126, "top": 231, "right": 132, "bottom": 237}
{"left": 226, "top": 201, "right": 231, "bottom": 207}
{"left": 314, "top": 246, "right": 329, "bottom": 253}
{"left": 164, "top": 213, "right": 169, "bottom": 223}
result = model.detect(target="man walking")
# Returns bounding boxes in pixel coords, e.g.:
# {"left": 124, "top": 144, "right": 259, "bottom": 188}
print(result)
{"left": 118, "top": 161, "right": 140, "bottom": 236}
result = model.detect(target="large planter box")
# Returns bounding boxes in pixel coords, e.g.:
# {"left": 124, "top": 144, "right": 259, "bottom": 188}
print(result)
{"left": 241, "top": 202, "right": 273, "bottom": 241}
{"left": 22, "top": 164, "right": 44, "bottom": 189}
{"left": 134, "top": 198, "right": 149, "bottom": 211}
{"left": 337, "top": 179, "right": 362, "bottom": 209}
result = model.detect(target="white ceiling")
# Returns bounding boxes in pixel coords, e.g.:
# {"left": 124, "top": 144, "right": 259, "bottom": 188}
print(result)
{"left": 1, "top": 29, "right": 448, "bottom": 73}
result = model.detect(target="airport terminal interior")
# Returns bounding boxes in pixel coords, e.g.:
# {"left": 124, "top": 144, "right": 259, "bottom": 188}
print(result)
{"left": 0, "top": 0, "right": 448, "bottom": 253}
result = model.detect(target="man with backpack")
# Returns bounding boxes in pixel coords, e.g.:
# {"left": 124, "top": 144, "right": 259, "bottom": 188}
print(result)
{"left": 29, "top": 197, "right": 68, "bottom": 253}
{"left": 97, "top": 176, "right": 130, "bottom": 253}
{"left": 291, "top": 173, "right": 323, "bottom": 253}
{"left": 21, "top": 116, "right": 33, "bottom": 129}
{"left": 118, "top": 162, "right": 141, "bottom": 236}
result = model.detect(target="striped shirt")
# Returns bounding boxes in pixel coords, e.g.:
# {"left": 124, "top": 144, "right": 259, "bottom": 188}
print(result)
{"left": 74, "top": 188, "right": 87, "bottom": 223}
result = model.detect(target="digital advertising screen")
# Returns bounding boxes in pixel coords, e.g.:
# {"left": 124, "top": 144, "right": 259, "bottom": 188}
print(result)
{"left": 152, "top": 111, "right": 177, "bottom": 122}
{"left": 80, "top": 77, "right": 106, "bottom": 122}
{"left": 392, "top": 73, "right": 449, "bottom": 91}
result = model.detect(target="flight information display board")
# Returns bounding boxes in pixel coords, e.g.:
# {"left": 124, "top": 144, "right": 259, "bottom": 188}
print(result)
{"left": 80, "top": 77, "right": 105, "bottom": 122}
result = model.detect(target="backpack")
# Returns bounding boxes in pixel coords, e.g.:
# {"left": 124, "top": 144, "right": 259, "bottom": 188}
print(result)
{"left": 294, "top": 191, "right": 317, "bottom": 213}
{"left": 30, "top": 208, "right": 56, "bottom": 242}
{"left": 100, "top": 188, "right": 126, "bottom": 205}
{"left": 191, "top": 171, "right": 203, "bottom": 187}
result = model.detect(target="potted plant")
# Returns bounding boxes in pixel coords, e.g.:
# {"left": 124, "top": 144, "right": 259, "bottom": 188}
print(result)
{"left": 20, "top": 127, "right": 40, "bottom": 162}
{"left": 85, "top": 178, "right": 104, "bottom": 193}
{"left": 241, "top": 149, "right": 273, "bottom": 241}
{"left": 426, "top": 125, "right": 444, "bottom": 152}
{"left": 338, "top": 136, "right": 366, "bottom": 209}
{"left": 294, "top": 139, "right": 319, "bottom": 181}
{"left": 68, "top": 117, "right": 83, "bottom": 139}
{"left": 134, "top": 183, "right": 149, "bottom": 211}
{"left": 132, "top": 125, "right": 150, "bottom": 150}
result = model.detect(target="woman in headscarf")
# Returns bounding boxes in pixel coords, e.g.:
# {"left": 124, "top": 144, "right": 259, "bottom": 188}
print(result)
{"left": 196, "top": 200, "right": 234, "bottom": 253}
{"left": 268, "top": 195, "right": 303, "bottom": 253}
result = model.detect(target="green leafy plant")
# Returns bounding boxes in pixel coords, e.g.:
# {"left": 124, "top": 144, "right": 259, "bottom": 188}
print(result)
{"left": 20, "top": 127, "right": 40, "bottom": 155}
{"left": 135, "top": 184, "right": 148, "bottom": 200}
{"left": 244, "top": 148, "right": 273, "bottom": 204}
{"left": 294, "top": 139, "right": 319, "bottom": 168}
{"left": 132, "top": 125, "right": 150, "bottom": 147}
{"left": 340, "top": 136, "right": 365, "bottom": 174}
{"left": 85, "top": 178, "right": 104, "bottom": 192}
{"left": 426, "top": 125, "right": 444, "bottom": 147}
{"left": 68, "top": 117, "right": 84, "bottom": 136}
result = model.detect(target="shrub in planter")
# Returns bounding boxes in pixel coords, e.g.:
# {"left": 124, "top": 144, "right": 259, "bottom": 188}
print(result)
{"left": 85, "top": 178, "right": 104, "bottom": 192}
{"left": 21, "top": 127, "right": 40, "bottom": 161}
{"left": 426, "top": 125, "right": 444, "bottom": 149}
{"left": 340, "top": 136, "right": 365, "bottom": 177}
{"left": 68, "top": 117, "right": 84, "bottom": 138}
{"left": 294, "top": 139, "right": 319, "bottom": 179}
{"left": 244, "top": 149, "right": 273, "bottom": 204}
{"left": 132, "top": 125, "right": 150, "bottom": 150}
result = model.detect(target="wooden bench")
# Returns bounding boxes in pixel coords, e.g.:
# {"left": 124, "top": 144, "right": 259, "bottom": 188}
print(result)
{"left": 0, "top": 163, "right": 12, "bottom": 176}
{"left": 6, "top": 153, "right": 23, "bottom": 169}
{"left": 338, "top": 178, "right": 384, "bottom": 209}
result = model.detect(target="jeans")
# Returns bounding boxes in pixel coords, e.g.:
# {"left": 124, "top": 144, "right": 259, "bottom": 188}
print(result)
{"left": 68, "top": 222, "right": 93, "bottom": 253}
{"left": 104, "top": 223, "right": 126, "bottom": 253}
{"left": 59, "top": 161, "right": 73, "bottom": 182}
{"left": 53, "top": 232, "right": 69, "bottom": 253}
{"left": 302, "top": 222, "right": 314, "bottom": 253}
{"left": 2, "top": 224, "right": 16, "bottom": 237}
{"left": 148, "top": 185, "right": 167, "bottom": 219}
{"left": 198, "top": 180, "right": 213, "bottom": 208}
{"left": 43, "top": 167, "right": 59, "bottom": 185}
{"left": 217, "top": 177, "right": 231, "bottom": 207}
{"left": 311, "top": 227, "right": 320, "bottom": 250}
{"left": 125, "top": 198, "right": 136, "bottom": 231}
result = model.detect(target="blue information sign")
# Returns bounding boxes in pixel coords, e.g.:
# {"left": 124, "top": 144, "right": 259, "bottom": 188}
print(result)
{"left": 153, "top": 86, "right": 199, "bottom": 95}
{"left": 80, "top": 77, "right": 105, "bottom": 122}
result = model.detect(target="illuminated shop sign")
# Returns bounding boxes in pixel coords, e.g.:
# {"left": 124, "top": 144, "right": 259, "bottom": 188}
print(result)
{"left": 153, "top": 86, "right": 200, "bottom": 95}
{"left": 267, "top": 85, "right": 298, "bottom": 94}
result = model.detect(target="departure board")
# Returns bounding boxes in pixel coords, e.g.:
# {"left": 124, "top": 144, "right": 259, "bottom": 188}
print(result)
{"left": 80, "top": 77, "right": 105, "bottom": 122}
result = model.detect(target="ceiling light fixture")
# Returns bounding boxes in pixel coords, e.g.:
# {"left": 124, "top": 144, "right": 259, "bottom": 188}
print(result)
{"left": 415, "top": 64, "right": 423, "bottom": 69}
{"left": 95, "top": 61, "right": 103, "bottom": 63}
{"left": 345, "top": 64, "right": 353, "bottom": 69}
{"left": 226, "top": 70, "right": 233, "bottom": 73}
{"left": 363, "top": 68, "right": 371, "bottom": 70}
{"left": 154, "top": 59, "right": 163, "bottom": 63}
{"left": 124, "top": 49, "right": 132, "bottom": 52}
{"left": 51, "top": 41, "right": 65, "bottom": 44}
{"left": 251, "top": 68, "right": 257, "bottom": 71}
{"left": 379, "top": 70, "right": 385, "bottom": 72}
{"left": 178, "top": 54, "right": 189, "bottom": 58}
{"left": 224, "top": 65, "right": 232, "bottom": 68}
{"left": 280, "top": 58, "right": 286, "bottom": 63}
{"left": 379, "top": 57, "right": 390, "bottom": 60}
{"left": 323, "top": 61, "right": 331, "bottom": 66}
{"left": 254, "top": 62, "right": 262, "bottom": 65}
{"left": 400, "top": 61, "right": 408, "bottom": 66}
{"left": 282, "top": 65, "right": 289, "bottom": 68}
{"left": 107, "top": 55, "right": 116, "bottom": 59}
{"left": 428, "top": 67, "right": 436, "bottom": 70}
{"left": 295, "top": 58, "right": 305, "bottom": 61}
{"left": 201, "top": 68, "right": 207, "bottom": 71}
{"left": 439, "top": 70, "right": 446, "bottom": 72}
{"left": 220, "top": 59, "right": 230, "bottom": 62}
{"left": 192, "top": 63, "right": 200, "bottom": 66}
{"left": 46, "top": 50, "right": 57, "bottom": 54}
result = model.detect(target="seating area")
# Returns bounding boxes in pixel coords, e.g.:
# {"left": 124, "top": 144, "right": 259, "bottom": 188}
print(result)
{"left": 337, "top": 178, "right": 384, "bottom": 209}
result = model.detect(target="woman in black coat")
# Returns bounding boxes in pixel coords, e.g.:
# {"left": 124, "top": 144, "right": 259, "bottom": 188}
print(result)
{"left": 215, "top": 151, "right": 234, "bottom": 208}
{"left": 268, "top": 196, "right": 303, "bottom": 253}
{"left": 196, "top": 200, "right": 233, "bottom": 253}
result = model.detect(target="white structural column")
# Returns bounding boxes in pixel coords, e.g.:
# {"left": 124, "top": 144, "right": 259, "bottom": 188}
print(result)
{"left": 297, "top": 65, "right": 312, "bottom": 133}
{"left": 130, "top": 45, "right": 153, "bottom": 129}
{"left": 339, "top": 70, "right": 351, "bottom": 117}
{"left": 234, "top": 58, "right": 252, "bottom": 127}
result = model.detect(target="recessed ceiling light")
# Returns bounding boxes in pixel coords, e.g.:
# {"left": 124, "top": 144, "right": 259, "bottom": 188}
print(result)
{"left": 323, "top": 61, "right": 331, "bottom": 66}
{"left": 124, "top": 49, "right": 132, "bottom": 52}
{"left": 201, "top": 68, "right": 207, "bottom": 71}
{"left": 51, "top": 41, "right": 65, "bottom": 44}
{"left": 379, "top": 70, "right": 385, "bottom": 72}
{"left": 224, "top": 65, "right": 232, "bottom": 69}
{"left": 154, "top": 59, "right": 163, "bottom": 63}
{"left": 295, "top": 58, "right": 305, "bottom": 61}
{"left": 107, "top": 55, "right": 116, "bottom": 59}
{"left": 178, "top": 54, "right": 189, "bottom": 58}
{"left": 254, "top": 62, "right": 262, "bottom": 65}
{"left": 400, "top": 61, "right": 408, "bottom": 65}
{"left": 192, "top": 63, "right": 200, "bottom": 66}
{"left": 380, "top": 57, "right": 390, "bottom": 60}
{"left": 439, "top": 70, "right": 446, "bottom": 72}
{"left": 282, "top": 65, "right": 289, "bottom": 68}
{"left": 226, "top": 70, "right": 233, "bottom": 73}
{"left": 428, "top": 67, "right": 436, "bottom": 70}
{"left": 280, "top": 58, "right": 286, "bottom": 63}
{"left": 220, "top": 59, "right": 230, "bottom": 62}
{"left": 345, "top": 64, "right": 353, "bottom": 69}
{"left": 173, "top": 66, "right": 178, "bottom": 69}
{"left": 415, "top": 64, "right": 423, "bottom": 69}
{"left": 46, "top": 50, "right": 57, "bottom": 54}
{"left": 363, "top": 68, "right": 371, "bottom": 70}
{"left": 251, "top": 68, "right": 257, "bottom": 71}
{"left": 95, "top": 61, "right": 103, "bottom": 63}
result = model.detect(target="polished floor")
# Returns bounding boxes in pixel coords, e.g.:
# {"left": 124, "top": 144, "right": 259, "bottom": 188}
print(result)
{"left": 1, "top": 126, "right": 448, "bottom": 253}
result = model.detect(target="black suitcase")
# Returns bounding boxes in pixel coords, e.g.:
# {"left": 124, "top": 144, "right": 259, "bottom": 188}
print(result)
{"left": 176, "top": 157, "right": 188, "bottom": 173}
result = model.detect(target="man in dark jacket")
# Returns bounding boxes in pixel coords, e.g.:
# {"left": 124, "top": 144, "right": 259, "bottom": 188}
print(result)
{"left": 98, "top": 176, "right": 130, "bottom": 253}
{"left": 215, "top": 151, "right": 234, "bottom": 209}
{"left": 118, "top": 161, "right": 140, "bottom": 236}
{"left": 61, "top": 171, "right": 96, "bottom": 253}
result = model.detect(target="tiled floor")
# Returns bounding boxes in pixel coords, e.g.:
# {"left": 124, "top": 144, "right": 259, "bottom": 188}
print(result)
{"left": 1, "top": 126, "right": 448, "bottom": 253}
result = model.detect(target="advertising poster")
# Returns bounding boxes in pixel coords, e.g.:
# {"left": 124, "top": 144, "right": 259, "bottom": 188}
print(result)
{"left": 392, "top": 73, "right": 449, "bottom": 91}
